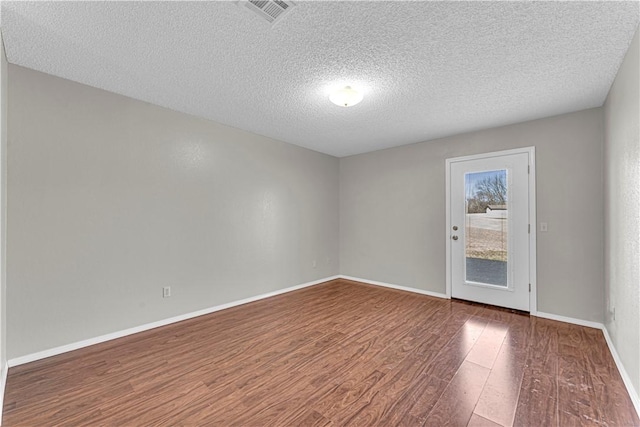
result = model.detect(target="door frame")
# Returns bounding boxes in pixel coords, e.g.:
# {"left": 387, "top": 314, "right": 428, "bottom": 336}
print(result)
{"left": 445, "top": 147, "right": 537, "bottom": 314}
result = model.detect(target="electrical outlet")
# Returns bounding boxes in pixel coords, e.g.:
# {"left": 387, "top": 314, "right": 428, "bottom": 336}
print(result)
{"left": 540, "top": 222, "right": 548, "bottom": 232}
{"left": 163, "top": 286, "right": 171, "bottom": 298}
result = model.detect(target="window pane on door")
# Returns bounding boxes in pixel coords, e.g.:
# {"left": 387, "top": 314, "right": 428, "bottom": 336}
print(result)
{"left": 464, "top": 170, "right": 508, "bottom": 287}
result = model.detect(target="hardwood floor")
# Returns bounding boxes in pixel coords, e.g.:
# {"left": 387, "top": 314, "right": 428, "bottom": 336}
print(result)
{"left": 3, "top": 279, "right": 638, "bottom": 426}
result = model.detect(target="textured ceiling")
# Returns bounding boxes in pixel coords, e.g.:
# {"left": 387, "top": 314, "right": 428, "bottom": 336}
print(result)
{"left": 1, "top": 1, "right": 639, "bottom": 157}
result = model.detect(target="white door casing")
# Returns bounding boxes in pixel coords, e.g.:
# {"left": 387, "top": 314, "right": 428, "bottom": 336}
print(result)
{"left": 445, "top": 147, "right": 537, "bottom": 312}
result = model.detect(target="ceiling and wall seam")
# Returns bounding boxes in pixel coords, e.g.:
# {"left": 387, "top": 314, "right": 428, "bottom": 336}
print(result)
{"left": 0, "top": 1, "right": 637, "bottom": 157}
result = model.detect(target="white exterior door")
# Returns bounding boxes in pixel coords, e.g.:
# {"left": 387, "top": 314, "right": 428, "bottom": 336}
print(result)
{"left": 447, "top": 149, "right": 535, "bottom": 312}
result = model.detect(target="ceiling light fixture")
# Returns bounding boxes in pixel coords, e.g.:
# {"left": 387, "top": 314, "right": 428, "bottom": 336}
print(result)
{"left": 329, "top": 86, "right": 363, "bottom": 107}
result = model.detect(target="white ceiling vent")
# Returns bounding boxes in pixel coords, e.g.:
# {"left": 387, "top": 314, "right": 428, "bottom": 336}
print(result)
{"left": 241, "top": 0, "right": 296, "bottom": 24}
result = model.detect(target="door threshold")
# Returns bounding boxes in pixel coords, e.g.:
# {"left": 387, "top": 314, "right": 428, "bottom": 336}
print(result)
{"left": 451, "top": 297, "right": 530, "bottom": 316}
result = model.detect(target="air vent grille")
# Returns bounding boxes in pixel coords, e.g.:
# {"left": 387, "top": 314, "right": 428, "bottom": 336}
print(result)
{"left": 242, "top": 0, "right": 296, "bottom": 24}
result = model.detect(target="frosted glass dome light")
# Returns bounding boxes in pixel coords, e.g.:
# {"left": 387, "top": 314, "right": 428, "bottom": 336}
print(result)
{"left": 329, "top": 86, "right": 363, "bottom": 107}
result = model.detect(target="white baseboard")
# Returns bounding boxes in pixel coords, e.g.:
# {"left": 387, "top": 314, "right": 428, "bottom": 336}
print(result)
{"left": 338, "top": 275, "right": 449, "bottom": 299}
{"left": 602, "top": 326, "right": 640, "bottom": 417}
{"left": 5, "top": 275, "right": 639, "bottom": 421}
{"left": 534, "top": 311, "right": 604, "bottom": 330}
{"left": 0, "top": 360, "right": 7, "bottom": 426}
{"left": 8, "top": 275, "right": 340, "bottom": 368}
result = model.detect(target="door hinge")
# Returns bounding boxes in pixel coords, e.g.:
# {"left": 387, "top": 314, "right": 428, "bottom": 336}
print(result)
{"left": 529, "top": 283, "right": 531, "bottom": 292}
{"left": 528, "top": 224, "right": 530, "bottom": 234}
{"left": 528, "top": 165, "right": 530, "bottom": 174}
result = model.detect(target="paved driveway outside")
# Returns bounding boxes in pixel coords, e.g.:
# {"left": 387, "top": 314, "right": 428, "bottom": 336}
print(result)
{"left": 466, "top": 257, "right": 507, "bottom": 286}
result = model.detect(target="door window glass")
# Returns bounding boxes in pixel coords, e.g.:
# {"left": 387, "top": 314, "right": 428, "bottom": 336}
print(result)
{"left": 464, "top": 170, "right": 508, "bottom": 286}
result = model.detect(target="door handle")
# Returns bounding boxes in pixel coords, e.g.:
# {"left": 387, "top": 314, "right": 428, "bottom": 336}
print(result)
{"left": 452, "top": 235, "right": 458, "bottom": 240}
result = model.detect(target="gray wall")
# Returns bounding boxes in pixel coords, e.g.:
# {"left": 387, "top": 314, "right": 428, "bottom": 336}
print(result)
{"left": 7, "top": 65, "right": 339, "bottom": 359}
{"left": 6, "top": 43, "right": 631, "bottom": 365}
{"left": 340, "top": 108, "right": 604, "bottom": 322}
{"left": 1, "top": 33, "right": 7, "bottom": 375}
{"left": 604, "top": 27, "right": 639, "bottom": 397}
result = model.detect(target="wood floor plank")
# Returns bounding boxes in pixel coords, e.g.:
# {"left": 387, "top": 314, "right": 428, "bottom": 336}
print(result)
{"left": 593, "top": 374, "right": 639, "bottom": 426}
{"left": 513, "top": 370, "right": 558, "bottom": 427}
{"left": 465, "top": 321, "right": 508, "bottom": 369}
{"left": 313, "top": 370, "right": 386, "bottom": 420}
{"left": 421, "top": 317, "right": 487, "bottom": 383}
{"left": 473, "top": 329, "right": 526, "bottom": 426}
{"left": 527, "top": 318, "right": 560, "bottom": 377}
{"left": 423, "top": 361, "right": 491, "bottom": 426}
{"left": 557, "top": 353, "right": 597, "bottom": 410}
{"left": 328, "top": 351, "right": 428, "bottom": 425}
{"left": 407, "top": 373, "right": 449, "bottom": 422}
{"left": 284, "top": 409, "right": 333, "bottom": 427}
{"left": 376, "top": 372, "right": 447, "bottom": 426}
{"left": 467, "top": 413, "right": 503, "bottom": 427}
{"left": 3, "top": 279, "right": 637, "bottom": 426}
